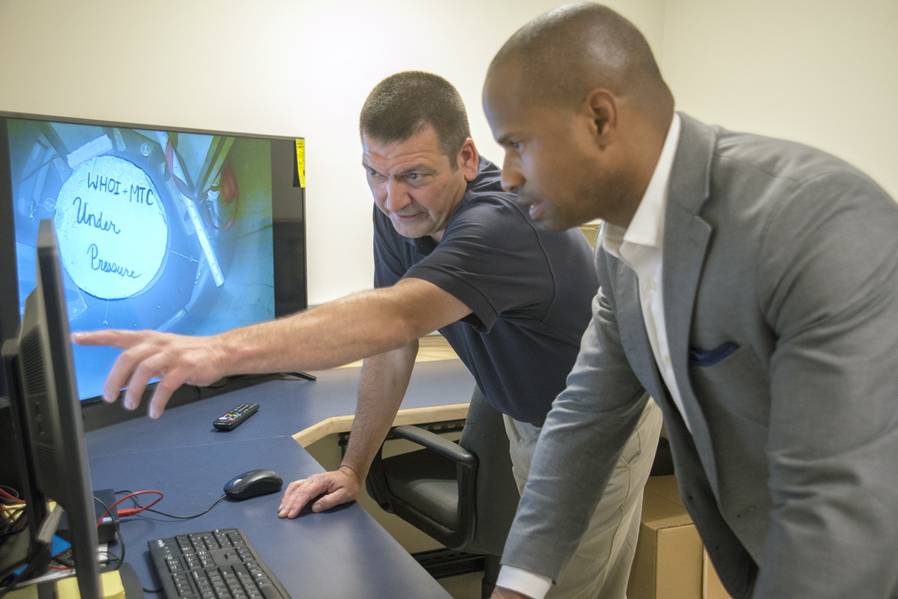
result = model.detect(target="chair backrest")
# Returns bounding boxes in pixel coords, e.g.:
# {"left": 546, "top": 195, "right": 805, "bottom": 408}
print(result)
{"left": 459, "top": 388, "right": 520, "bottom": 555}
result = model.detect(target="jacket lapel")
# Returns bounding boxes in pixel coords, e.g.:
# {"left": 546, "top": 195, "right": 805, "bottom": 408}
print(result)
{"left": 615, "top": 263, "right": 667, "bottom": 400}
{"left": 662, "top": 113, "right": 720, "bottom": 491}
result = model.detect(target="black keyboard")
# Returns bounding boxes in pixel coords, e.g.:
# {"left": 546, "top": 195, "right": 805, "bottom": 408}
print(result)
{"left": 147, "top": 528, "right": 290, "bottom": 598}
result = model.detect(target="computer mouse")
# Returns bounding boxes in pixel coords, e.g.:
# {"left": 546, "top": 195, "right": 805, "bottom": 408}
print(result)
{"left": 223, "top": 469, "right": 284, "bottom": 501}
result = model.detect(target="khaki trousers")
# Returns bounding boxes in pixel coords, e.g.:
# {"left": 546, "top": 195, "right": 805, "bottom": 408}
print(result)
{"left": 503, "top": 399, "right": 662, "bottom": 599}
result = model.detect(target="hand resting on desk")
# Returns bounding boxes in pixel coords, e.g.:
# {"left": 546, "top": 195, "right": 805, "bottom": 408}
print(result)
{"left": 278, "top": 465, "right": 363, "bottom": 518}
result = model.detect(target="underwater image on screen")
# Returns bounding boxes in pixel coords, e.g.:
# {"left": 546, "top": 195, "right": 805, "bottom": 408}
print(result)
{"left": 7, "top": 119, "right": 276, "bottom": 401}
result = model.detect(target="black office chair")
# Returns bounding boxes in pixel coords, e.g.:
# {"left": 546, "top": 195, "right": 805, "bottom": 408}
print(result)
{"left": 366, "top": 388, "right": 519, "bottom": 597}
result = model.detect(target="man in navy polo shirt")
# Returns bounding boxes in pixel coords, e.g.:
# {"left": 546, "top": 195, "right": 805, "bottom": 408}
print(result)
{"left": 287, "top": 71, "right": 660, "bottom": 598}
{"left": 77, "top": 71, "right": 661, "bottom": 598}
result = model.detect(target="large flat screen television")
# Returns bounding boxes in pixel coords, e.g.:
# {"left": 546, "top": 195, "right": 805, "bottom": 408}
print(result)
{"left": 0, "top": 112, "right": 307, "bottom": 407}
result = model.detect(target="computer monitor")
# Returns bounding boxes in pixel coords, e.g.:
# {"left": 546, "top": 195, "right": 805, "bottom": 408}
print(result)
{"left": 0, "top": 112, "right": 308, "bottom": 406}
{"left": 1, "top": 220, "right": 101, "bottom": 597}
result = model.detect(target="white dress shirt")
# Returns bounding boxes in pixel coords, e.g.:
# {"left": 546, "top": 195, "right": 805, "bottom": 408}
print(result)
{"left": 602, "top": 113, "right": 690, "bottom": 433}
{"left": 497, "top": 114, "right": 684, "bottom": 599}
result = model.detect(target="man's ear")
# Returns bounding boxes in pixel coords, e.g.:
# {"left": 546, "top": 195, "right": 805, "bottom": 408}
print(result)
{"left": 457, "top": 137, "right": 480, "bottom": 181}
{"left": 584, "top": 89, "right": 618, "bottom": 150}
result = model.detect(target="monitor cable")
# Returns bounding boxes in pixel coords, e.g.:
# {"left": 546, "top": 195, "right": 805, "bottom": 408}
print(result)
{"left": 0, "top": 504, "right": 62, "bottom": 598}
{"left": 113, "top": 490, "right": 227, "bottom": 521}
{"left": 0, "top": 485, "right": 27, "bottom": 542}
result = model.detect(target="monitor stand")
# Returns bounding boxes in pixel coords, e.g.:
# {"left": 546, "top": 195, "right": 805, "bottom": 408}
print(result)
{"left": 279, "top": 371, "right": 317, "bottom": 382}
{"left": 201, "top": 370, "right": 317, "bottom": 398}
{"left": 34, "top": 562, "right": 143, "bottom": 599}
{"left": 118, "top": 562, "right": 143, "bottom": 598}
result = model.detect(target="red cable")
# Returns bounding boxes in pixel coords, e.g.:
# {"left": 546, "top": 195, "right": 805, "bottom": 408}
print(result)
{"left": 96, "top": 490, "right": 164, "bottom": 526}
{"left": 0, "top": 487, "right": 22, "bottom": 503}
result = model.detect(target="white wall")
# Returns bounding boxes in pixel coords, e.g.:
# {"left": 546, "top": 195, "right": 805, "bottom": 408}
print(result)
{"left": 661, "top": 0, "right": 898, "bottom": 200}
{"left": 5, "top": 1, "right": 894, "bottom": 306}
{"left": 0, "top": 0, "right": 661, "bottom": 305}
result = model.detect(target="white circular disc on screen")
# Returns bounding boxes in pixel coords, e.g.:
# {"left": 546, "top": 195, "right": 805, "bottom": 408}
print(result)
{"left": 54, "top": 155, "right": 168, "bottom": 300}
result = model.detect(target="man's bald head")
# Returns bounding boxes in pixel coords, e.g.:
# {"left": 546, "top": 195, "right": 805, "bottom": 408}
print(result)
{"left": 488, "top": 2, "right": 672, "bottom": 115}
{"left": 483, "top": 3, "right": 676, "bottom": 231}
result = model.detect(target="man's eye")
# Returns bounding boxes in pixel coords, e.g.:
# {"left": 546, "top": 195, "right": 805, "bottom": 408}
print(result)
{"left": 406, "top": 173, "right": 419, "bottom": 180}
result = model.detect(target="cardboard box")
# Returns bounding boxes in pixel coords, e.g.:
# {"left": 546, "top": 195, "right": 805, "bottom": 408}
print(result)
{"left": 628, "top": 475, "right": 733, "bottom": 599}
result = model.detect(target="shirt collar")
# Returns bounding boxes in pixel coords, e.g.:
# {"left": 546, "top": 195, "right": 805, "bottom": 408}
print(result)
{"left": 601, "top": 113, "right": 682, "bottom": 258}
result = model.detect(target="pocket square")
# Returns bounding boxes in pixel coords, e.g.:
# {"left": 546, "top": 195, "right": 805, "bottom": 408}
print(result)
{"left": 689, "top": 342, "right": 739, "bottom": 367}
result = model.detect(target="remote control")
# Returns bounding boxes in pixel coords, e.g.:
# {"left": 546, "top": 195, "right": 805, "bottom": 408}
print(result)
{"left": 213, "top": 402, "right": 259, "bottom": 431}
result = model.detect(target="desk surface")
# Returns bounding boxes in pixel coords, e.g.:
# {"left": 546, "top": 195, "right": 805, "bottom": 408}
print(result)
{"left": 86, "top": 359, "right": 474, "bottom": 597}
{"left": 91, "top": 436, "right": 449, "bottom": 598}
{"left": 88, "top": 360, "right": 474, "bottom": 457}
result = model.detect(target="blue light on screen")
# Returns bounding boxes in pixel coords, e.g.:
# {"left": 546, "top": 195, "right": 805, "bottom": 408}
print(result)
{"left": 7, "top": 119, "right": 276, "bottom": 401}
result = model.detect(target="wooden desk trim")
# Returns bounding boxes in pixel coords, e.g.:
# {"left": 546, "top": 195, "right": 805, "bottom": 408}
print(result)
{"left": 294, "top": 340, "right": 468, "bottom": 447}
{"left": 292, "top": 402, "right": 470, "bottom": 448}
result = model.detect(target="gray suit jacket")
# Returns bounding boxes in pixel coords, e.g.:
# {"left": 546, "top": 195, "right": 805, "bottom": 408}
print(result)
{"left": 502, "top": 113, "right": 898, "bottom": 598}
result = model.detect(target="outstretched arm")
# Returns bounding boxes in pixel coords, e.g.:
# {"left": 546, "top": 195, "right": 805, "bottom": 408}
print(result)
{"left": 74, "top": 277, "right": 470, "bottom": 418}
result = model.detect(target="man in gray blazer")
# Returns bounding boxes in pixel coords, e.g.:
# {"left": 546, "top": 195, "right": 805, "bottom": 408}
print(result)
{"left": 482, "top": 3, "right": 898, "bottom": 599}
